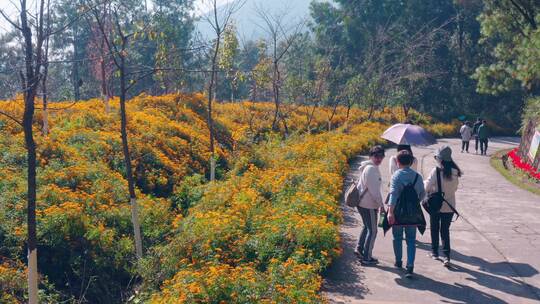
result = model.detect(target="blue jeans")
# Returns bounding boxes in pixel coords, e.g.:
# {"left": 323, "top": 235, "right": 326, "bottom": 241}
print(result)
{"left": 392, "top": 226, "right": 417, "bottom": 267}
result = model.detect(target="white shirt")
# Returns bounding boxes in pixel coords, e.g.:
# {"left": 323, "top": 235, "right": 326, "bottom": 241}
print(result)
{"left": 424, "top": 167, "right": 460, "bottom": 213}
{"left": 460, "top": 125, "right": 473, "bottom": 141}
{"left": 389, "top": 155, "right": 418, "bottom": 176}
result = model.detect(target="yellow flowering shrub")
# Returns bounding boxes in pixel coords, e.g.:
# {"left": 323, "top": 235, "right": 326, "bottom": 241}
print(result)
{"left": 0, "top": 260, "right": 25, "bottom": 303}
{"left": 0, "top": 93, "right": 456, "bottom": 302}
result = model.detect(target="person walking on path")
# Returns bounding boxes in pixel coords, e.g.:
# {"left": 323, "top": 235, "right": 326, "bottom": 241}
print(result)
{"left": 472, "top": 117, "right": 482, "bottom": 154}
{"left": 387, "top": 150, "right": 425, "bottom": 278}
{"left": 354, "top": 145, "right": 386, "bottom": 266}
{"left": 478, "top": 120, "right": 489, "bottom": 155}
{"left": 459, "top": 121, "right": 473, "bottom": 153}
{"left": 424, "top": 146, "right": 462, "bottom": 267}
{"left": 389, "top": 144, "right": 418, "bottom": 176}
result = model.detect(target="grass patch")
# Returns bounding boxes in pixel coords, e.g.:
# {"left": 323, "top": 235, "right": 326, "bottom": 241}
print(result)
{"left": 490, "top": 149, "right": 540, "bottom": 196}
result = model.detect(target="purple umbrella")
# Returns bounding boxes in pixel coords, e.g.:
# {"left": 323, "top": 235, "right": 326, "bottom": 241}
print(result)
{"left": 381, "top": 123, "right": 437, "bottom": 146}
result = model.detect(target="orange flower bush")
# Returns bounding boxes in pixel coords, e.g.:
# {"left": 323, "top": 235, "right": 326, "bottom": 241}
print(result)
{"left": 0, "top": 93, "right": 456, "bottom": 303}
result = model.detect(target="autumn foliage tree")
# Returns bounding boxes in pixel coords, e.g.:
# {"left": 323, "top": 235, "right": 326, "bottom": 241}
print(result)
{"left": 87, "top": 5, "right": 115, "bottom": 113}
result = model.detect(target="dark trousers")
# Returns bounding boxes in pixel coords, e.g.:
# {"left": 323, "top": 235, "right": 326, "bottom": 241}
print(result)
{"left": 475, "top": 136, "right": 479, "bottom": 151}
{"left": 461, "top": 141, "right": 469, "bottom": 152}
{"left": 480, "top": 138, "right": 488, "bottom": 154}
{"left": 357, "top": 207, "right": 378, "bottom": 260}
{"left": 430, "top": 212, "right": 453, "bottom": 258}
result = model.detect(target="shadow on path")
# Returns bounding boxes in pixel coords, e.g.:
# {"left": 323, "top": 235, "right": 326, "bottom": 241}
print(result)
{"left": 322, "top": 232, "right": 369, "bottom": 299}
{"left": 393, "top": 270, "right": 507, "bottom": 304}
{"left": 415, "top": 241, "right": 540, "bottom": 301}
{"left": 322, "top": 155, "right": 370, "bottom": 298}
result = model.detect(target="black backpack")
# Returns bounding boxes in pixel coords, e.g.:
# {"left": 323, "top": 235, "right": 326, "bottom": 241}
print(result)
{"left": 394, "top": 173, "right": 425, "bottom": 225}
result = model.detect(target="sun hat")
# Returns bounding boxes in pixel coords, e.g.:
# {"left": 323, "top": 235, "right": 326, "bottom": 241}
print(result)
{"left": 435, "top": 145, "right": 452, "bottom": 162}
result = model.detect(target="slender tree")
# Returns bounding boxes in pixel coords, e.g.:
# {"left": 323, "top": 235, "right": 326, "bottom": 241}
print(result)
{"left": 87, "top": 2, "right": 114, "bottom": 112}
{"left": 255, "top": 5, "right": 304, "bottom": 132}
{"left": 218, "top": 22, "right": 240, "bottom": 102}
{"left": 88, "top": 0, "right": 146, "bottom": 259}
{"left": 200, "top": 0, "right": 244, "bottom": 181}
{"left": 0, "top": 0, "right": 50, "bottom": 302}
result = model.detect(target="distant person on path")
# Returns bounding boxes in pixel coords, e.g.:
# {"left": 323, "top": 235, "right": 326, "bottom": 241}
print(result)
{"left": 354, "top": 145, "right": 385, "bottom": 266}
{"left": 424, "top": 146, "right": 462, "bottom": 267}
{"left": 389, "top": 145, "right": 418, "bottom": 176}
{"left": 459, "top": 121, "right": 473, "bottom": 153}
{"left": 478, "top": 120, "right": 489, "bottom": 155}
{"left": 472, "top": 117, "right": 482, "bottom": 154}
{"left": 387, "top": 150, "right": 425, "bottom": 278}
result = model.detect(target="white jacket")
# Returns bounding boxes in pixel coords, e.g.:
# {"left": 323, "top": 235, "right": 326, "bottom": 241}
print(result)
{"left": 460, "top": 125, "right": 473, "bottom": 141}
{"left": 424, "top": 167, "right": 460, "bottom": 213}
{"left": 389, "top": 155, "right": 418, "bottom": 176}
{"left": 357, "top": 160, "right": 384, "bottom": 209}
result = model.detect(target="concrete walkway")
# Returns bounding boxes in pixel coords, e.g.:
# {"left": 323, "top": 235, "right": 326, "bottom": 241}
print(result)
{"left": 323, "top": 138, "right": 540, "bottom": 304}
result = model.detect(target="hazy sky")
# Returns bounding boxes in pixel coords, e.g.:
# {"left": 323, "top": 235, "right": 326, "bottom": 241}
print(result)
{"left": 0, "top": 0, "right": 234, "bottom": 32}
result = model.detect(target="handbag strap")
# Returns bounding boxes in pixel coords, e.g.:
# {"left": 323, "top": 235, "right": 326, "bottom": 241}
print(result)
{"left": 436, "top": 167, "right": 460, "bottom": 221}
{"left": 357, "top": 164, "right": 369, "bottom": 189}
{"left": 436, "top": 167, "right": 443, "bottom": 195}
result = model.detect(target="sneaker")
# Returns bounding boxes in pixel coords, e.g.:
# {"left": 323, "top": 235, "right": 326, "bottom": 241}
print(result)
{"left": 405, "top": 266, "right": 414, "bottom": 278}
{"left": 353, "top": 250, "right": 363, "bottom": 260}
{"left": 429, "top": 253, "right": 439, "bottom": 260}
{"left": 443, "top": 258, "right": 450, "bottom": 267}
{"left": 394, "top": 261, "right": 402, "bottom": 268}
{"left": 361, "top": 258, "right": 379, "bottom": 265}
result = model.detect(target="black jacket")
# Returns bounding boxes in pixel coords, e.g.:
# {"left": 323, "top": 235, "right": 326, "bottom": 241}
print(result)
{"left": 472, "top": 121, "right": 482, "bottom": 135}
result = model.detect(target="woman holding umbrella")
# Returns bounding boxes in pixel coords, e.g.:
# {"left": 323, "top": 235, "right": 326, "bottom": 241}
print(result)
{"left": 382, "top": 122, "right": 434, "bottom": 176}
{"left": 389, "top": 145, "right": 418, "bottom": 176}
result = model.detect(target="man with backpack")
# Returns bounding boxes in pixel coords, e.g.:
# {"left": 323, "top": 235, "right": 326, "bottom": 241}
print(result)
{"left": 387, "top": 150, "right": 425, "bottom": 278}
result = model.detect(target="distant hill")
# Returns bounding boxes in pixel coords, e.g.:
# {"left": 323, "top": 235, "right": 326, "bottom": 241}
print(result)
{"left": 195, "top": 0, "right": 316, "bottom": 41}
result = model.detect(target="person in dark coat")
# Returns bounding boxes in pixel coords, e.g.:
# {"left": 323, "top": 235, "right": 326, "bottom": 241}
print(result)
{"left": 472, "top": 118, "right": 482, "bottom": 154}
{"left": 477, "top": 120, "right": 489, "bottom": 155}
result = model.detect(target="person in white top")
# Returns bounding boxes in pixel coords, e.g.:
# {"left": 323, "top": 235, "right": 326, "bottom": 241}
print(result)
{"left": 424, "top": 145, "right": 462, "bottom": 267}
{"left": 459, "top": 121, "right": 473, "bottom": 153}
{"left": 354, "top": 145, "right": 385, "bottom": 265}
{"left": 389, "top": 145, "right": 418, "bottom": 176}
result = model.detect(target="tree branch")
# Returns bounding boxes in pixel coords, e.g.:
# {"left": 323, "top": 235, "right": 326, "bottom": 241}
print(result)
{"left": 0, "top": 110, "right": 23, "bottom": 127}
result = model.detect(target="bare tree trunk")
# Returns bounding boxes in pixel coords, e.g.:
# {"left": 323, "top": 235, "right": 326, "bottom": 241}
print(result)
{"left": 20, "top": 0, "right": 44, "bottom": 301}
{"left": 403, "top": 103, "right": 410, "bottom": 121}
{"left": 119, "top": 46, "right": 143, "bottom": 259}
{"left": 73, "top": 21, "right": 81, "bottom": 101}
{"left": 250, "top": 79, "right": 257, "bottom": 101}
{"left": 41, "top": 10, "right": 50, "bottom": 137}
{"left": 42, "top": 68, "right": 49, "bottom": 136}
{"left": 279, "top": 110, "right": 289, "bottom": 136}
{"left": 368, "top": 104, "right": 375, "bottom": 120}
{"left": 271, "top": 59, "right": 280, "bottom": 131}
{"left": 328, "top": 100, "right": 340, "bottom": 131}
{"left": 208, "top": 35, "right": 220, "bottom": 181}
{"left": 24, "top": 84, "right": 39, "bottom": 304}
{"left": 306, "top": 102, "right": 318, "bottom": 133}
{"left": 101, "top": 58, "right": 110, "bottom": 113}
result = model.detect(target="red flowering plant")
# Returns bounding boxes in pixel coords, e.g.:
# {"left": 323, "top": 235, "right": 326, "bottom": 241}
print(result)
{"left": 508, "top": 148, "right": 540, "bottom": 181}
